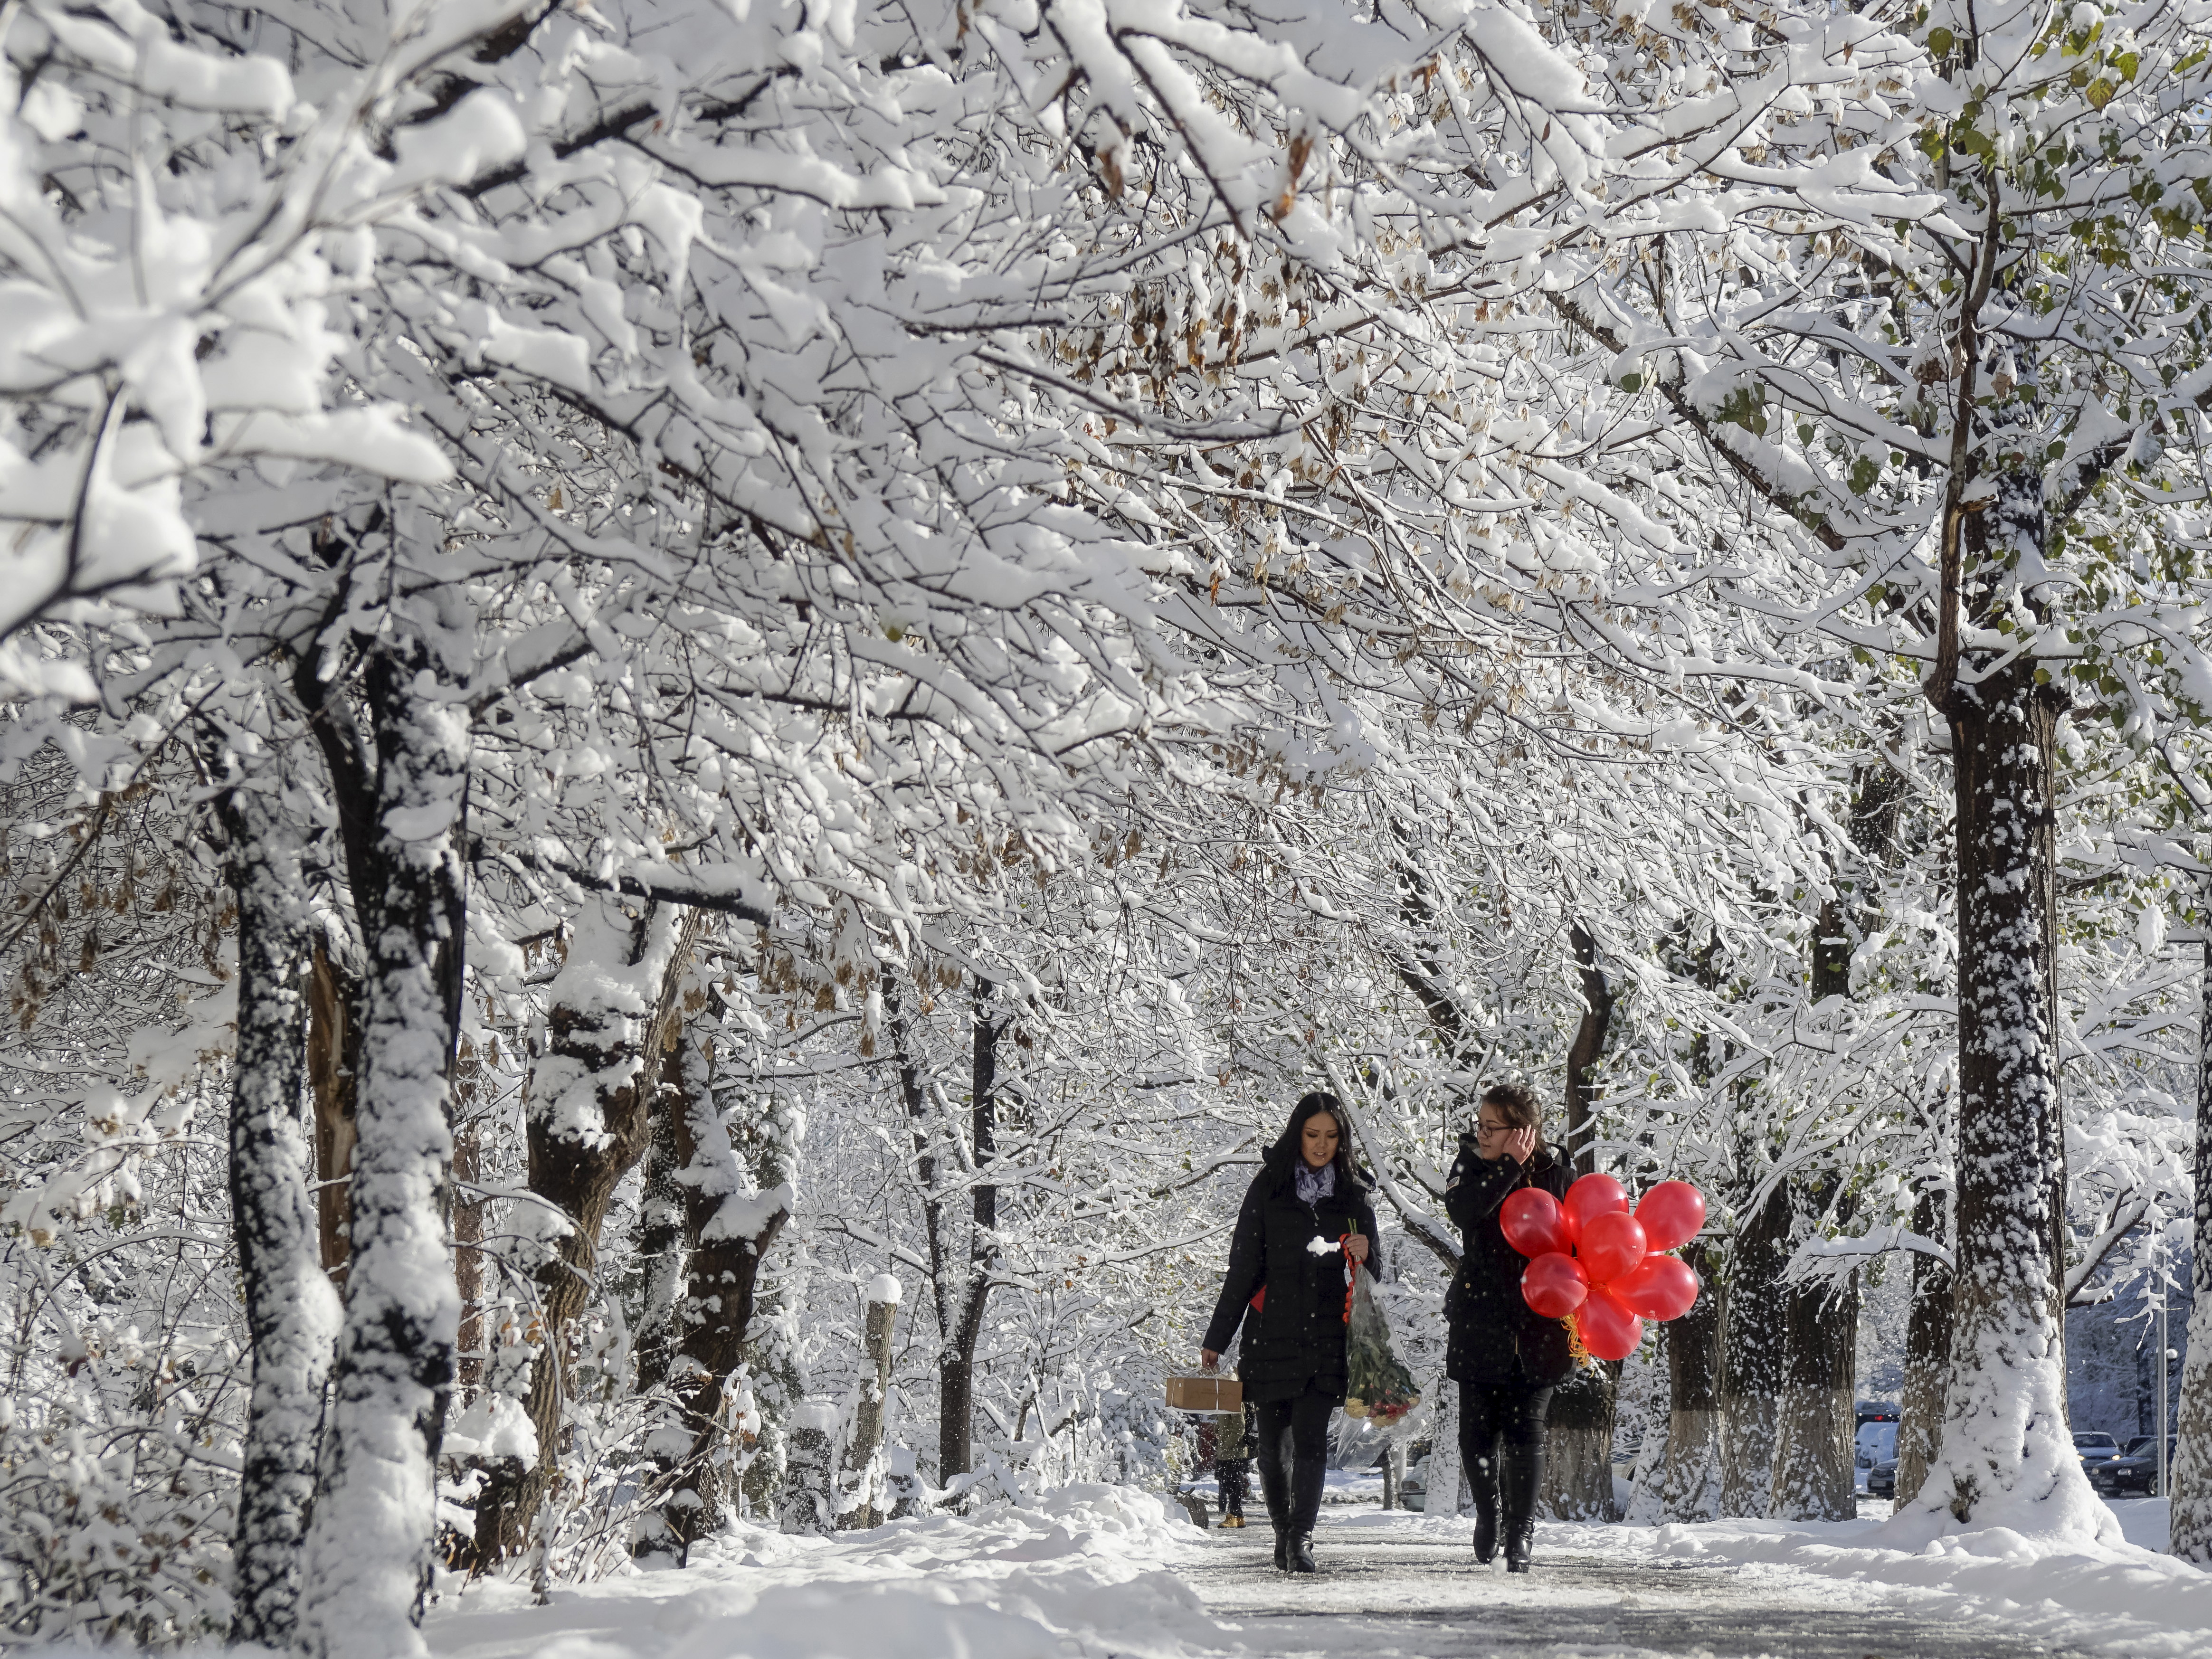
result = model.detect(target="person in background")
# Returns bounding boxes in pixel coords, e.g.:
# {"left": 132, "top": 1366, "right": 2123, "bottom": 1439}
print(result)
{"left": 1443, "top": 1081, "right": 1573, "bottom": 1573}
{"left": 1200, "top": 1091, "right": 1382, "bottom": 1574}
{"left": 1214, "top": 1401, "right": 1253, "bottom": 1527}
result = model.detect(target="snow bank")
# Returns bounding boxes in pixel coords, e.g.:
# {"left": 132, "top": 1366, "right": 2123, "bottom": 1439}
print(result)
{"left": 427, "top": 1484, "right": 1216, "bottom": 1659}
{"left": 1547, "top": 1509, "right": 2212, "bottom": 1658}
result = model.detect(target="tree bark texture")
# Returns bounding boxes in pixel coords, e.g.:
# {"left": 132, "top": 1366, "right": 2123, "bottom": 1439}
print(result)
{"left": 843, "top": 1289, "right": 901, "bottom": 1528}
{"left": 1894, "top": 1179, "right": 1955, "bottom": 1508}
{"left": 308, "top": 941, "right": 361, "bottom": 1279}
{"left": 298, "top": 620, "right": 473, "bottom": 1659}
{"left": 1771, "top": 1268, "right": 1859, "bottom": 1520}
{"left": 475, "top": 899, "right": 700, "bottom": 1562}
{"left": 1658, "top": 1242, "right": 1724, "bottom": 1521}
{"left": 642, "top": 982, "right": 793, "bottom": 1550}
{"left": 1719, "top": 1186, "right": 1790, "bottom": 1517}
{"left": 223, "top": 788, "right": 342, "bottom": 1650}
{"left": 1540, "top": 1362, "right": 1619, "bottom": 1521}
{"left": 1423, "top": 1372, "right": 1464, "bottom": 1517}
{"left": 1563, "top": 922, "right": 1613, "bottom": 1179}
{"left": 1918, "top": 638, "right": 2092, "bottom": 1528}
{"left": 2168, "top": 929, "right": 2212, "bottom": 1562}
{"left": 939, "top": 976, "right": 1002, "bottom": 1484}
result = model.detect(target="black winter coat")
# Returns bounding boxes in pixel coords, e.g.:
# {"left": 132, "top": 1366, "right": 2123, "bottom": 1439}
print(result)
{"left": 1202, "top": 1150, "right": 1383, "bottom": 1403}
{"left": 1443, "top": 1136, "right": 1575, "bottom": 1388}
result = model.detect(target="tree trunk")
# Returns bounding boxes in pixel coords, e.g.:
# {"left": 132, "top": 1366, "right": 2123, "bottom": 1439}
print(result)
{"left": 1719, "top": 1186, "right": 1790, "bottom": 1517}
{"left": 298, "top": 625, "right": 473, "bottom": 1659}
{"left": 1772, "top": 1268, "right": 1860, "bottom": 1520}
{"left": 1917, "top": 640, "right": 2088, "bottom": 1527}
{"left": 642, "top": 987, "right": 794, "bottom": 1551}
{"left": 1563, "top": 922, "right": 1613, "bottom": 1177}
{"left": 1894, "top": 1179, "right": 1954, "bottom": 1508}
{"left": 1540, "top": 1362, "right": 1618, "bottom": 1521}
{"left": 223, "top": 787, "right": 342, "bottom": 1649}
{"left": 940, "top": 976, "right": 1002, "bottom": 1484}
{"left": 307, "top": 941, "right": 361, "bottom": 1279}
{"left": 452, "top": 1063, "right": 486, "bottom": 1398}
{"left": 1424, "top": 1375, "right": 1463, "bottom": 1516}
{"left": 2169, "top": 928, "right": 2212, "bottom": 1561}
{"left": 1659, "top": 1242, "right": 1724, "bottom": 1521}
{"left": 843, "top": 1286, "right": 901, "bottom": 1528}
{"left": 475, "top": 899, "right": 700, "bottom": 1563}
{"left": 780, "top": 1400, "right": 838, "bottom": 1535}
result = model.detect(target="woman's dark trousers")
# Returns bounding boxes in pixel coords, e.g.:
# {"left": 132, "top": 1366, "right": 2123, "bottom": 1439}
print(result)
{"left": 1254, "top": 1382, "right": 1335, "bottom": 1570}
{"left": 1459, "top": 1381, "right": 1552, "bottom": 1568}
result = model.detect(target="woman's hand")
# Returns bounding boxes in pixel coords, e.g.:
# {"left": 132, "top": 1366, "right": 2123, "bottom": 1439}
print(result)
{"left": 1201, "top": 1349, "right": 1221, "bottom": 1371}
{"left": 1503, "top": 1126, "right": 1537, "bottom": 1166}
{"left": 1343, "top": 1234, "right": 1370, "bottom": 1265}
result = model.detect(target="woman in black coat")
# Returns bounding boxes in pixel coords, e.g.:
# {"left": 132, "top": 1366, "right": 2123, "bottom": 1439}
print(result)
{"left": 1200, "top": 1092, "right": 1382, "bottom": 1574}
{"left": 1443, "top": 1081, "right": 1573, "bottom": 1572}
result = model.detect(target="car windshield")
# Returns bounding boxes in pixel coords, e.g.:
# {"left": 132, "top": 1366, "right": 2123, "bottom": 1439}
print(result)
{"left": 2074, "top": 1434, "right": 2118, "bottom": 1450}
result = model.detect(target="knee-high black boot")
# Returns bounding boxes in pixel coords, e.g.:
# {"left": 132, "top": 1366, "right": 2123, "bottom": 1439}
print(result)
{"left": 1256, "top": 1449, "right": 1291, "bottom": 1568}
{"left": 1287, "top": 1453, "right": 1326, "bottom": 1573}
{"left": 1465, "top": 1441, "right": 1500, "bottom": 1564}
{"left": 1501, "top": 1439, "right": 1541, "bottom": 1574}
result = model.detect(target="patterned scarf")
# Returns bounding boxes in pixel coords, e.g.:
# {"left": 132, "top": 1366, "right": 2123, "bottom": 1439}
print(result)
{"left": 1294, "top": 1160, "right": 1336, "bottom": 1205}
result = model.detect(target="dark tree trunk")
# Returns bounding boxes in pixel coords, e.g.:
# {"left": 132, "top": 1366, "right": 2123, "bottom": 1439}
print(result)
{"left": 1773, "top": 1266, "right": 1860, "bottom": 1520}
{"left": 475, "top": 900, "right": 699, "bottom": 1564}
{"left": 1658, "top": 1241, "right": 1724, "bottom": 1520}
{"left": 2173, "top": 925, "right": 2212, "bottom": 1560}
{"left": 223, "top": 787, "right": 341, "bottom": 1649}
{"left": 1719, "top": 1185, "right": 1791, "bottom": 1516}
{"left": 1563, "top": 922, "right": 1613, "bottom": 1178}
{"left": 1926, "top": 631, "right": 2075, "bottom": 1522}
{"left": 1541, "top": 1362, "right": 1619, "bottom": 1520}
{"left": 298, "top": 622, "right": 473, "bottom": 1659}
{"left": 646, "top": 1002, "right": 792, "bottom": 1551}
{"left": 1895, "top": 1177, "right": 1954, "bottom": 1507}
{"left": 307, "top": 941, "right": 361, "bottom": 1279}
{"left": 941, "top": 976, "right": 1002, "bottom": 1484}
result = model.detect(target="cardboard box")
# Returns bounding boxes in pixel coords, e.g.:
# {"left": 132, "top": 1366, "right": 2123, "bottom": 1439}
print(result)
{"left": 1163, "top": 1373, "right": 1242, "bottom": 1413}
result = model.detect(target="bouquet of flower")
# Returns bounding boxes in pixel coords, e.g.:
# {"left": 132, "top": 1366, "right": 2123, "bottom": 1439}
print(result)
{"left": 1341, "top": 1232, "right": 1419, "bottom": 1425}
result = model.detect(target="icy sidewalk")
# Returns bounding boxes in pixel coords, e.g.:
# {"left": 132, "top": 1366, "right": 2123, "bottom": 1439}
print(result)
{"left": 422, "top": 1489, "right": 2212, "bottom": 1659}
{"left": 1627, "top": 1498, "right": 2212, "bottom": 1659}
{"left": 426, "top": 1486, "right": 1223, "bottom": 1659}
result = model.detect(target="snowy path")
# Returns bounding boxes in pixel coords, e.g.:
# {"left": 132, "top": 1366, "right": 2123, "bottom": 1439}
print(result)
{"left": 1183, "top": 1513, "right": 2091, "bottom": 1659}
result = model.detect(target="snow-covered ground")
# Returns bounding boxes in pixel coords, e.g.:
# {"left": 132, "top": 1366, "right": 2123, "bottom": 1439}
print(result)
{"left": 406, "top": 1485, "right": 2212, "bottom": 1659}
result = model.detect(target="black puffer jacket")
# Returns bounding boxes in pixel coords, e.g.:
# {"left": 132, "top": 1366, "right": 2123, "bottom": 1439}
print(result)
{"left": 1202, "top": 1149, "right": 1383, "bottom": 1403}
{"left": 1443, "top": 1135, "right": 1574, "bottom": 1387}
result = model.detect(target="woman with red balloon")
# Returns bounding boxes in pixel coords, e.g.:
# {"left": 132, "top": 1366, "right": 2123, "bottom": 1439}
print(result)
{"left": 1441, "top": 1081, "right": 1572, "bottom": 1574}
{"left": 1199, "top": 1093, "right": 1381, "bottom": 1574}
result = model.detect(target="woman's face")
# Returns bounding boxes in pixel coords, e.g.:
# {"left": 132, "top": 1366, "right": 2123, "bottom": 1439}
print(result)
{"left": 1475, "top": 1105, "right": 1517, "bottom": 1155}
{"left": 1300, "top": 1113, "right": 1340, "bottom": 1169}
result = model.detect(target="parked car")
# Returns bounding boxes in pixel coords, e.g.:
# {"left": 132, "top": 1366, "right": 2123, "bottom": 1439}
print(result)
{"left": 2090, "top": 1437, "right": 2173, "bottom": 1497}
{"left": 1865, "top": 1458, "right": 1898, "bottom": 1498}
{"left": 1855, "top": 1400, "right": 1900, "bottom": 1429}
{"left": 2073, "top": 1431, "right": 2122, "bottom": 1477}
{"left": 1855, "top": 1419, "right": 1898, "bottom": 1470}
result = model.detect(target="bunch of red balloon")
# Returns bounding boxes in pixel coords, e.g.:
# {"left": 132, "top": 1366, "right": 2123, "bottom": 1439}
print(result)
{"left": 1500, "top": 1176, "right": 1706, "bottom": 1362}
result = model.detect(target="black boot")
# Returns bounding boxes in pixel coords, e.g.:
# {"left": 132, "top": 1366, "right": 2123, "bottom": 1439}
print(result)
{"left": 1467, "top": 1448, "right": 1500, "bottom": 1564}
{"left": 1257, "top": 1454, "right": 1290, "bottom": 1568}
{"left": 1287, "top": 1455, "right": 1326, "bottom": 1573}
{"left": 1501, "top": 1440, "right": 1540, "bottom": 1574}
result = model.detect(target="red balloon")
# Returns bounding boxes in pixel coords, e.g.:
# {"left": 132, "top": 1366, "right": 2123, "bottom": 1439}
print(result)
{"left": 1614, "top": 1253, "right": 1701, "bottom": 1322}
{"left": 1562, "top": 1172, "right": 1630, "bottom": 1246}
{"left": 1578, "top": 1211, "right": 1648, "bottom": 1285}
{"left": 1500, "top": 1188, "right": 1569, "bottom": 1258}
{"left": 1574, "top": 1287, "right": 1644, "bottom": 1361}
{"left": 1635, "top": 1181, "right": 1707, "bottom": 1254}
{"left": 1520, "top": 1251, "right": 1589, "bottom": 1319}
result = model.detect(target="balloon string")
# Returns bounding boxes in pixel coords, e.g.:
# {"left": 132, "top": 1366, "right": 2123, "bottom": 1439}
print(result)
{"left": 1564, "top": 1316, "right": 1594, "bottom": 1369}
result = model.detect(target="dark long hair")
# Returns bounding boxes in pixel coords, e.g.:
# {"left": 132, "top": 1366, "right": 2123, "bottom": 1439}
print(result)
{"left": 1269, "top": 1091, "right": 1368, "bottom": 1193}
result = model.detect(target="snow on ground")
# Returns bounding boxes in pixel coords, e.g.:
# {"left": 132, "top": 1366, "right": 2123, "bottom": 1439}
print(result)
{"left": 397, "top": 1488, "right": 2212, "bottom": 1659}
{"left": 426, "top": 1486, "right": 1222, "bottom": 1659}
